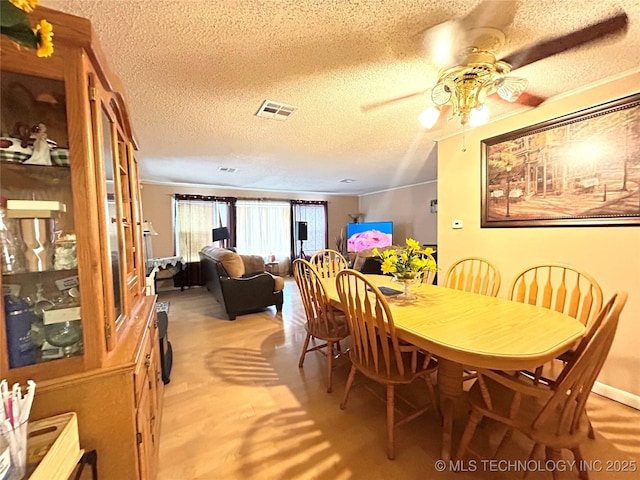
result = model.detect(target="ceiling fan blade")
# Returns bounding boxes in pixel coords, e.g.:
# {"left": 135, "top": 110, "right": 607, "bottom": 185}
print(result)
{"left": 515, "top": 92, "right": 546, "bottom": 107}
{"left": 419, "top": 1, "right": 518, "bottom": 68}
{"left": 420, "top": 20, "right": 464, "bottom": 69}
{"left": 360, "top": 89, "right": 429, "bottom": 112}
{"left": 460, "top": 0, "right": 517, "bottom": 32}
{"left": 501, "top": 11, "right": 629, "bottom": 70}
{"left": 485, "top": 90, "right": 545, "bottom": 110}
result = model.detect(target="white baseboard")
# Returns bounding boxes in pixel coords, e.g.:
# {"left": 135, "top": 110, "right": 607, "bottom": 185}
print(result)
{"left": 592, "top": 381, "right": 640, "bottom": 410}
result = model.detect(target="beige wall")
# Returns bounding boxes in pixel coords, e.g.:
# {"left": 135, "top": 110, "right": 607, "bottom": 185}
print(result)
{"left": 358, "top": 181, "right": 438, "bottom": 246}
{"left": 140, "top": 183, "right": 359, "bottom": 258}
{"left": 438, "top": 70, "right": 640, "bottom": 400}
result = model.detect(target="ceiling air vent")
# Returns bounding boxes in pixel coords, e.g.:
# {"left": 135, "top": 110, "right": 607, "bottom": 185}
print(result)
{"left": 256, "top": 100, "right": 297, "bottom": 121}
{"left": 218, "top": 167, "right": 237, "bottom": 173}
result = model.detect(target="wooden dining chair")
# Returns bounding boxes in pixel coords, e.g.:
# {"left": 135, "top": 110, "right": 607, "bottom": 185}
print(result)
{"left": 335, "top": 269, "right": 438, "bottom": 460}
{"left": 444, "top": 257, "right": 501, "bottom": 382}
{"left": 456, "top": 291, "right": 627, "bottom": 480}
{"left": 292, "top": 259, "right": 350, "bottom": 393}
{"left": 444, "top": 256, "right": 501, "bottom": 297}
{"left": 309, "top": 249, "right": 349, "bottom": 279}
{"left": 508, "top": 264, "right": 604, "bottom": 386}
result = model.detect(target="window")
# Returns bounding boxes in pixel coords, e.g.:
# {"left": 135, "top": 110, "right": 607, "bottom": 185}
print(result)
{"left": 292, "top": 201, "right": 327, "bottom": 258}
{"left": 173, "top": 196, "right": 327, "bottom": 265}
{"left": 174, "top": 195, "right": 232, "bottom": 263}
{"left": 235, "top": 200, "right": 291, "bottom": 258}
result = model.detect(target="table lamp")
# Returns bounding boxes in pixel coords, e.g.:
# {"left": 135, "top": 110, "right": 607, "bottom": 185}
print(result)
{"left": 143, "top": 221, "right": 158, "bottom": 260}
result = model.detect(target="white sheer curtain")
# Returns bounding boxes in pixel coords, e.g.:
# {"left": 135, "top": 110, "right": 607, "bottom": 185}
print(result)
{"left": 174, "top": 198, "right": 228, "bottom": 263}
{"left": 175, "top": 201, "right": 213, "bottom": 263}
{"left": 292, "top": 201, "right": 328, "bottom": 258}
{"left": 236, "top": 200, "right": 291, "bottom": 257}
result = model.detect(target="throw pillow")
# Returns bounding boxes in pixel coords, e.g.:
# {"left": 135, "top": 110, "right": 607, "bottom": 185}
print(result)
{"left": 207, "top": 248, "right": 245, "bottom": 278}
{"left": 241, "top": 255, "right": 265, "bottom": 275}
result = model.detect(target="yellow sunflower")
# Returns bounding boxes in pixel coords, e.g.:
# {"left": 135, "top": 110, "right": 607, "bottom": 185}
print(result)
{"left": 406, "top": 238, "right": 420, "bottom": 250}
{"left": 381, "top": 258, "right": 397, "bottom": 274}
{"left": 34, "top": 19, "right": 53, "bottom": 57}
{"left": 9, "top": 0, "right": 38, "bottom": 13}
{"left": 373, "top": 238, "right": 437, "bottom": 278}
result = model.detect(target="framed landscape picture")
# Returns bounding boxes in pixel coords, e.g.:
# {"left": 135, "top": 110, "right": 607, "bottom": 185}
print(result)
{"left": 481, "top": 93, "right": 640, "bottom": 227}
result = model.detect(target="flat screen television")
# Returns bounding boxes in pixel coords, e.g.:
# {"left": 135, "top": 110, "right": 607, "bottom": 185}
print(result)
{"left": 346, "top": 221, "right": 393, "bottom": 252}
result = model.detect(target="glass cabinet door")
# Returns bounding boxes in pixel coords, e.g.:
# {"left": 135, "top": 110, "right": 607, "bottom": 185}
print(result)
{"left": 101, "top": 108, "right": 123, "bottom": 327}
{"left": 117, "top": 131, "right": 135, "bottom": 313}
{"left": 1, "top": 71, "right": 83, "bottom": 367}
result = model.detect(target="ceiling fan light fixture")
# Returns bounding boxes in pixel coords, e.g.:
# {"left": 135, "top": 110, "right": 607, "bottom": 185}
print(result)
{"left": 418, "top": 106, "right": 441, "bottom": 129}
{"left": 425, "top": 33, "right": 531, "bottom": 127}
{"left": 496, "top": 76, "right": 528, "bottom": 102}
{"left": 431, "top": 81, "right": 454, "bottom": 106}
{"left": 468, "top": 104, "right": 490, "bottom": 127}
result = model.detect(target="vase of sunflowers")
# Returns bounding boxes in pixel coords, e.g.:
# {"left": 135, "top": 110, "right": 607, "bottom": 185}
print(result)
{"left": 372, "top": 239, "right": 436, "bottom": 301}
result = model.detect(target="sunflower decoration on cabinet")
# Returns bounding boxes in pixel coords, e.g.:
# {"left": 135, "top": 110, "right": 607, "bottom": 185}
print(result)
{"left": 1, "top": 0, "right": 54, "bottom": 57}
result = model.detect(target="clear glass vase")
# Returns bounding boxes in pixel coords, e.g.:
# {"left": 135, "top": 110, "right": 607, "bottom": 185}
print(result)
{"left": 392, "top": 272, "right": 420, "bottom": 301}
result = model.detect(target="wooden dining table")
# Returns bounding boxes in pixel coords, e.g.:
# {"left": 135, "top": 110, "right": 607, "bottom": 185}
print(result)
{"left": 323, "top": 274, "right": 585, "bottom": 461}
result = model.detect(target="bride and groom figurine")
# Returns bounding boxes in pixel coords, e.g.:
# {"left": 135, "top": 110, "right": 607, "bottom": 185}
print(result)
{"left": 24, "top": 122, "right": 53, "bottom": 166}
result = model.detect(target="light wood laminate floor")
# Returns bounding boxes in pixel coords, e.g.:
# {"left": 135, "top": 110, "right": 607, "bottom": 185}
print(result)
{"left": 157, "top": 280, "right": 640, "bottom": 480}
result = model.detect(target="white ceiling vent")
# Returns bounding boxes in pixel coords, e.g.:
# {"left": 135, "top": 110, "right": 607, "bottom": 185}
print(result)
{"left": 256, "top": 100, "right": 297, "bottom": 121}
{"left": 218, "top": 167, "right": 237, "bottom": 173}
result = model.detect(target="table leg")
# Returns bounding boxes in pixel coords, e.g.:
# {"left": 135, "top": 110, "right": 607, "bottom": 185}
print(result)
{"left": 73, "top": 449, "right": 98, "bottom": 480}
{"left": 436, "top": 358, "right": 464, "bottom": 461}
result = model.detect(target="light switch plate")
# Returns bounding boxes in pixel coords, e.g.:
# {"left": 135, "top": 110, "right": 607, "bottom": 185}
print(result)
{"left": 452, "top": 220, "right": 463, "bottom": 229}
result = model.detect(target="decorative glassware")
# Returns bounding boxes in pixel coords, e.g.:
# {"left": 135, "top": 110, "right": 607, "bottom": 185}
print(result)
{"left": 28, "top": 283, "right": 55, "bottom": 348}
{"left": 53, "top": 234, "right": 77, "bottom": 270}
{"left": 20, "top": 218, "right": 54, "bottom": 272}
{"left": 44, "top": 320, "right": 82, "bottom": 357}
{"left": 43, "top": 286, "right": 82, "bottom": 357}
{"left": 0, "top": 207, "right": 25, "bottom": 274}
{"left": 392, "top": 272, "right": 420, "bottom": 301}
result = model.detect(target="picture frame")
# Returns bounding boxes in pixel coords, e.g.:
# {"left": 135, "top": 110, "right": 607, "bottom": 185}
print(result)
{"left": 481, "top": 93, "right": 640, "bottom": 227}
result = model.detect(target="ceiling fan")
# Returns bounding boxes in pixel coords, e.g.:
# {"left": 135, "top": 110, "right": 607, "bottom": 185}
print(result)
{"left": 362, "top": 5, "right": 629, "bottom": 129}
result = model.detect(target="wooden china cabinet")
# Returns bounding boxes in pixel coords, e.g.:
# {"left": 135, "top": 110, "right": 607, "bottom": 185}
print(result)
{"left": 0, "top": 7, "right": 163, "bottom": 479}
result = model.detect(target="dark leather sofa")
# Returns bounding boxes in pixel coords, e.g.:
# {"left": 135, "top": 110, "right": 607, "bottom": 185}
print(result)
{"left": 199, "top": 246, "right": 284, "bottom": 320}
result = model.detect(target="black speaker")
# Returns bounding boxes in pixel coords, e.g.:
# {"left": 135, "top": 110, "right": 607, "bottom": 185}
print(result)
{"left": 212, "top": 226, "right": 230, "bottom": 242}
{"left": 297, "top": 221, "right": 308, "bottom": 241}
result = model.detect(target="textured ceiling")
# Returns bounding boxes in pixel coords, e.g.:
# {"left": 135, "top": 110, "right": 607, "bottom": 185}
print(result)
{"left": 42, "top": 0, "right": 640, "bottom": 195}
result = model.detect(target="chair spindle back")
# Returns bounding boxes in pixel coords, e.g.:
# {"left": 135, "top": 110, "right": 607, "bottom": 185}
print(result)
{"left": 533, "top": 292, "right": 627, "bottom": 435}
{"left": 420, "top": 254, "right": 438, "bottom": 285}
{"left": 336, "top": 270, "right": 406, "bottom": 378}
{"left": 509, "top": 264, "right": 603, "bottom": 328}
{"left": 444, "top": 256, "right": 501, "bottom": 297}
{"left": 292, "top": 259, "right": 342, "bottom": 336}
{"left": 309, "top": 249, "right": 348, "bottom": 279}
